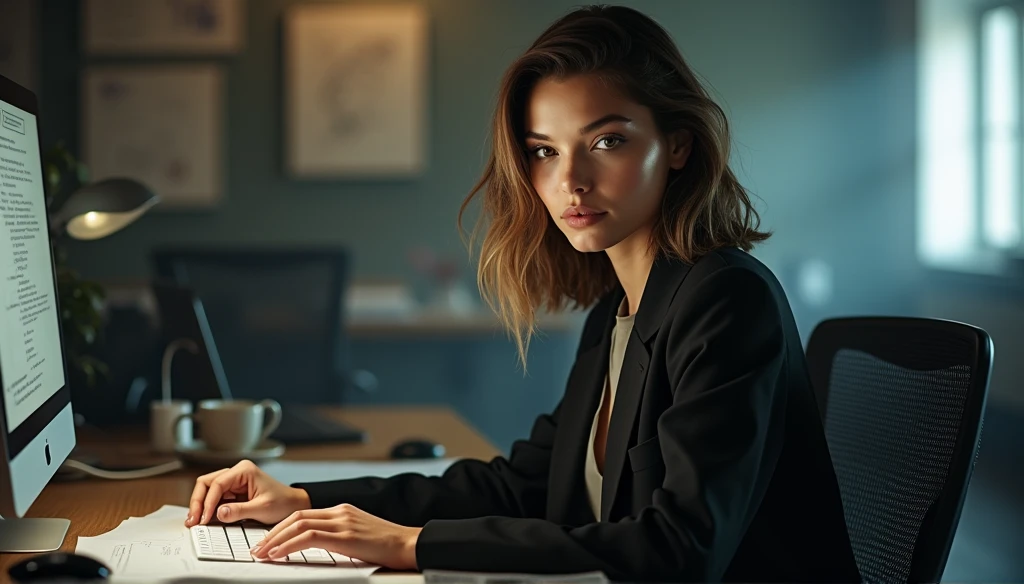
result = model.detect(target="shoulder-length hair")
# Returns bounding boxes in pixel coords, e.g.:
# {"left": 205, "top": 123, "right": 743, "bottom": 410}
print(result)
{"left": 459, "top": 4, "right": 770, "bottom": 365}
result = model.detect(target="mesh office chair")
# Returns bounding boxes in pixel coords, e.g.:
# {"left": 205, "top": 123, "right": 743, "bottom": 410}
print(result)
{"left": 806, "top": 317, "right": 993, "bottom": 583}
{"left": 151, "top": 247, "right": 351, "bottom": 405}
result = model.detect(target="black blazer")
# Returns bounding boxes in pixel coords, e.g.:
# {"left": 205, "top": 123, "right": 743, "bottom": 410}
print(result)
{"left": 296, "top": 248, "right": 861, "bottom": 582}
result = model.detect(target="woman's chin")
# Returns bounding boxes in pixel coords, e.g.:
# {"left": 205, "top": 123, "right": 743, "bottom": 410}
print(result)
{"left": 567, "top": 236, "right": 611, "bottom": 253}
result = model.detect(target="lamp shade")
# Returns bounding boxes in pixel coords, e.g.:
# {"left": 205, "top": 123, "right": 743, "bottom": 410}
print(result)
{"left": 54, "top": 177, "right": 159, "bottom": 241}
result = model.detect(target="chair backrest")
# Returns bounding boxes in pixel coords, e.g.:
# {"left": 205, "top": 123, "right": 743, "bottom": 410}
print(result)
{"left": 806, "top": 317, "right": 992, "bottom": 583}
{"left": 151, "top": 247, "right": 350, "bottom": 405}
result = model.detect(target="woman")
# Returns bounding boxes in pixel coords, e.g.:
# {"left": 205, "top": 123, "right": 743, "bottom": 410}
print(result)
{"left": 185, "top": 5, "right": 860, "bottom": 582}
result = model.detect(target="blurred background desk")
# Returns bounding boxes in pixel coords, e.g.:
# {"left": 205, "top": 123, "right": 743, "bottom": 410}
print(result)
{"left": 0, "top": 406, "right": 499, "bottom": 580}
{"left": 96, "top": 275, "right": 582, "bottom": 455}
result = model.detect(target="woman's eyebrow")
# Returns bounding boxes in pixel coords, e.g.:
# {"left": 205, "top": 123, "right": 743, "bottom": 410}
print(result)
{"left": 525, "top": 113, "right": 633, "bottom": 141}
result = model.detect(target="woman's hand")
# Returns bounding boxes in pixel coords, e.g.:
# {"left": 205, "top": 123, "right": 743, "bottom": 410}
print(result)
{"left": 251, "top": 503, "right": 421, "bottom": 570}
{"left": 185, "top": 459, "right": 311, "bottom": 526}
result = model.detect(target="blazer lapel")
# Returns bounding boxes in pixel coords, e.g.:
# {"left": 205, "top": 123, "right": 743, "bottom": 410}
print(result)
{"left": 547, "top": 295, "right": 617, "bottom": 525}
{"left": 599, "top": 255, "right": 693, "bottom": 521}
{"left": 600, "top": 332, "right": 650, "bottom": 521}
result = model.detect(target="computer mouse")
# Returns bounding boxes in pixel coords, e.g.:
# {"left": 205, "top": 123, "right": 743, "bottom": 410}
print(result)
{"left": 8, "top": 552, "right": 111, "bottom": 582}
{"left": 389, "top": 438, "right": 445, "bottom": 460}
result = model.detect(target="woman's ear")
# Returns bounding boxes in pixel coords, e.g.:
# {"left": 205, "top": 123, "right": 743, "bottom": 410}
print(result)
{"left": 668, "top": 130, "right": 693, "bottom": 170}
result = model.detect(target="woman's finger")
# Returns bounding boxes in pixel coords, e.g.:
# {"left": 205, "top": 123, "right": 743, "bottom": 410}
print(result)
{"left": 263, "top": 523, "right": 345, "bottom": 561}
{"left": 201, "top": 470, "right": 244, "bottom": 524}
{"left": 253, "top": 511, "right": 337, "bottom": 557}
{"left": 186, "top": 469, "right": 227, "bottom": 526}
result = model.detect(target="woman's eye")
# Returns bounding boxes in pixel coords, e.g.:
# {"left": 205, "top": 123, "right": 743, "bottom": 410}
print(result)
{"left": 531, "top": 146, "right": 555, "bottom": 159}
{"left": 597, "top": 136, "right": 624, "bottom": 149}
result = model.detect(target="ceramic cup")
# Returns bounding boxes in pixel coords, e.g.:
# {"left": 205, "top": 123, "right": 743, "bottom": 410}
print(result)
{"left": 174, "top": 399, "right": 282, "bottom": 452}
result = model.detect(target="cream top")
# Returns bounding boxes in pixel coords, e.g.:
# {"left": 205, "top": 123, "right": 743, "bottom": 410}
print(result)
{"left": 584, "top": 300, "right": 635, "bottom": 520}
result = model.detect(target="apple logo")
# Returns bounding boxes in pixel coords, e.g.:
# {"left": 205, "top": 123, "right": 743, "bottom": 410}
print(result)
{"left": 44, "top": 439, "right": 51, "bottom": 465}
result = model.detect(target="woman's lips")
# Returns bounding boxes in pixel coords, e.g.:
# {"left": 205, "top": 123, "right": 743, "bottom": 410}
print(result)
{"left": 562, "top": 206, "right": 608, "bottom": 228}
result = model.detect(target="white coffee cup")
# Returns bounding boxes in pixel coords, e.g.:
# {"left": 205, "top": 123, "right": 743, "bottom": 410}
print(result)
{"left": 174, "top": 399, "right": 282, "bottom": 452}
{"left": 151, "top": 399, "right": 194, "bottom": 453}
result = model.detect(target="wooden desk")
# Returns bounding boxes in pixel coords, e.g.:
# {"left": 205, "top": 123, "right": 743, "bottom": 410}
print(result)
{"left": 0, "top": 406, "right": 500, "bottom": 581}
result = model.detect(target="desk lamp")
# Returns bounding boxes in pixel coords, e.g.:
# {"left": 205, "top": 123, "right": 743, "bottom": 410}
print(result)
{"left": 50, "top": 177, "right": 160, "bottom": 240}
{"left": 46, "top": 176, "right": 162, "bottom": 482}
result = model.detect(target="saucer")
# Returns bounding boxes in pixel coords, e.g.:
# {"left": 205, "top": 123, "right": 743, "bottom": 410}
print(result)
{"left": 176, "top": 439, "right": 285, "bottom": 467}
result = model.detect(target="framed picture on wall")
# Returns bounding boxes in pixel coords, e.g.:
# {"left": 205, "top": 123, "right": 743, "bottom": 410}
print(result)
{"left": 284, "top": 3, "right": 429, "bottom": 178}
{"left": 82, "top": 0, "right": 245, "bottom": 55}
{"left": 0, "top": 0, "right": 36, "bottom": 91}
{"left": 81, "top": 65, "right": 224, "bottom": 209}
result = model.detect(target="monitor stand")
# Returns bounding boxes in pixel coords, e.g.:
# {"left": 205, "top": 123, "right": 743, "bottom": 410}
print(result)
{"left": 0, "top": 518, "right": 70, "bottom": 552}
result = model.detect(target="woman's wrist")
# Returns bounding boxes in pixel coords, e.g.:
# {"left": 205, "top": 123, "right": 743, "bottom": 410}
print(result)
{"left": 290, "top": 487, "right": 312, "bottom": 511}
{"left": 402, "top": 527, "right": 422, "bottom": 570}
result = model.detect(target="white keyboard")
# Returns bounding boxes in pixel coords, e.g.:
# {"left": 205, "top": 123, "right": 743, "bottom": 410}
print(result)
{"left": 190, "top": 524, "right": 363, "bottom": 565}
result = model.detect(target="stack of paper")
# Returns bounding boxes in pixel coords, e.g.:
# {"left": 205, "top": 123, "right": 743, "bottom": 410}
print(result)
{"left": 75, "top": 504, "right": 379, "bottom": 583}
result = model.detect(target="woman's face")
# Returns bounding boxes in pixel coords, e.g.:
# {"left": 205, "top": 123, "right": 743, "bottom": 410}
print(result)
{"left": 524, "top": 74, "right": 690, "bottom": 255}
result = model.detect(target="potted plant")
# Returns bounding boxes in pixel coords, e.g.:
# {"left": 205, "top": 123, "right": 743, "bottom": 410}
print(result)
{"left": 43, "top": 141, "right": 110, "bottom": 398}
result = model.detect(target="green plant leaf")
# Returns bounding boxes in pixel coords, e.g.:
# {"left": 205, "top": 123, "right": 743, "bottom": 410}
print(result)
{"left": 76, "top": 162, "right": 90, "bottom": 185}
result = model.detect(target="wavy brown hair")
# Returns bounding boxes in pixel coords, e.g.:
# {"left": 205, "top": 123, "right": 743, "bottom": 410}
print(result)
{"left": 459, "top": 4, "right": 770, "bottom": 365}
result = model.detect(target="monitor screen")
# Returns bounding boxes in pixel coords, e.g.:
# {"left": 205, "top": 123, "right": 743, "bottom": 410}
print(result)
{"left": 0, "top": 75, "right": 74, "bottom": 521}
{"left": 0, "top": 98, "right": 66, "bottom": 435}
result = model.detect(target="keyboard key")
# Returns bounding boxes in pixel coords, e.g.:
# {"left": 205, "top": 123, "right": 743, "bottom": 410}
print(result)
{"left": 190, "top": 526, "right": 233, "bottom": 561}
{"left": 329, "top": 551, "right": 371, "bottom": 567}
{"left": 225, "top": 526, "right": 248, "bottom": 549}
{"left": 301, "top": 548, "right": 336, "bottom": 564}
{"left": 243, "top": 526, "right": 268, "bottom": 547}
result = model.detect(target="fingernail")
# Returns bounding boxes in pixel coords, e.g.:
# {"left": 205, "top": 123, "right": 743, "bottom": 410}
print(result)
{"left": 268, "top": 546, "right": 280, "bottom": 559}
{"left": 218, "top": 506, "right": 229, "bottom": 519}
{"left": 250, "top": 545, "right": 261, "bottom": 555}
{"left": 186, "top": 515, "right": 193, "bottom": 526}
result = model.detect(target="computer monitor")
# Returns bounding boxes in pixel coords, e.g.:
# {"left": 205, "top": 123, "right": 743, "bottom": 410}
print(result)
{"left": 0, "top": 74, "right": 76, "bottom": 552}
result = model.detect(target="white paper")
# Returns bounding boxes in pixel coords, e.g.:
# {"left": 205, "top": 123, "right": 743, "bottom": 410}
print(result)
{"left": 75, "top": 505, "right": 377, "bottom": 583}
{"left": 260, "top": 459, "right": 458, "bottom": 486}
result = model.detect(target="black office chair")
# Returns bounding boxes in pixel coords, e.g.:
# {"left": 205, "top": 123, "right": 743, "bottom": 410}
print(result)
{"left": 151, "top": 247, "right": 351, "bottom": 405}
{"left": 806, "top": 317, "right": 993, "bottom": 583}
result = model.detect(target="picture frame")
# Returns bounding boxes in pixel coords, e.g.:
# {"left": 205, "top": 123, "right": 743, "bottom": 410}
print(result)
{"left": 284, "top": 3, "right": 429, "bottom": 178}
{"left": 0, "top": 0, "right": 37, "bottom": 91}
{"left": 82, "top": 0, "right": 245, "bottom": 55}
{"left": 81, "top": 65, "right": 224, "bottom": 210}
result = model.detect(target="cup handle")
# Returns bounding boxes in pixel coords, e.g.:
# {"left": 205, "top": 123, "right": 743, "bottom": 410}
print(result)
{"left": 258, "top": 399, "right": 282, "bottom": 442}
{"left": 173, "top": 412, "right": 195, "bottom": 440}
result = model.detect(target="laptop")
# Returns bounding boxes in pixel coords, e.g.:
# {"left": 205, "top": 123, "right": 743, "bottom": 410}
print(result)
{"left": 151, "top": 282, "right": 366, "bottom": 445}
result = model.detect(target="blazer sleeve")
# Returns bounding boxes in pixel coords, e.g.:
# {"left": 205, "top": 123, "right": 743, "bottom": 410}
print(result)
{"left": 415, "top": 266, "right": 788, "bottom": 582}
{"left": 291, "top": 398, "right": 561, "bottom": 527}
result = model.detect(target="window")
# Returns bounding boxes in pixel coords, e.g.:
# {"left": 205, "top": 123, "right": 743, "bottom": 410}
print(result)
{"left": 918, "top": 0, "right": 1024, "bottom": 273}
{"left": 980, "top": 4, "right": 1021, "bottom": 250}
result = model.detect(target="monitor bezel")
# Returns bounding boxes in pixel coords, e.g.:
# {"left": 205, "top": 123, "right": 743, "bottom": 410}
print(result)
{"left": 0, "top": 73, "right": 74, "bottom": 462}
